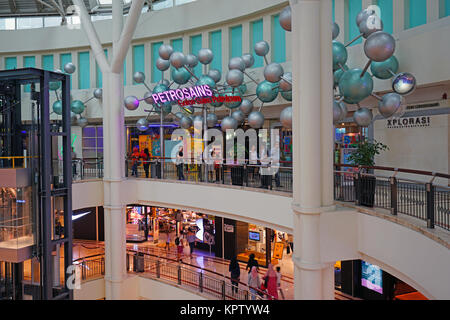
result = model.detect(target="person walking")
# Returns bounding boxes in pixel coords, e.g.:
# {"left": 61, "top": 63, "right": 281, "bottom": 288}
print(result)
{"left": 229, "top": 256, "right": 241, "bottom": 296}
{"left": 131, "top": 146, "right": 140, "bottom": 177}
{"left": 141, "top": 148, "right": 150, "bottom": 178}
{"left": 176, "top": 146, "right": 185, "bottom": 180}
{"left": 175, "top": 236, "right": 184, "bottom": 262}
{"left": 165, "top": 232, "right": 171, "bottom": 251}
{"left": 245, "top": 253, "right": 259, "bottom": 274}
{"left": 187, "top": 230, "right": 196, "bottom": 259}
{"left": 248, "top": 266, "right": 261, "bottom": 300}
{"left": 71, "top": 147, "right": 77, "bottom": 179}
{"left": 264, "top": 264, "right": 278, "bottom": 300}
{"left": 276, "top": 266, "right": 285, "bottom": 300}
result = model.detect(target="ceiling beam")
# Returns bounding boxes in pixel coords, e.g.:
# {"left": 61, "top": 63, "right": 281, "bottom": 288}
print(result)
{"left": 8, "top": 0, "right": 18, "bottom": 13}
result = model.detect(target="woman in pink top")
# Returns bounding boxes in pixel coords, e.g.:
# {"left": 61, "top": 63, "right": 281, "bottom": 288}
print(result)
{"left": 264, "top": 263, "right": 278, "bottom": 300}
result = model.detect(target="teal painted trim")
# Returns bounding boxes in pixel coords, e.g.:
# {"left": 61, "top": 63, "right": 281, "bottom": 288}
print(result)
{"left": 23, "top": 56, "right": 36, "bottom": 92}
{"left": 230, "top": 25, "right": 243, "bottom": 58}
{"left": 347, "top": 0, "right": 362, "bottom": 46}
{"left": 377, "top": 0, "right": 393, "bottom": 34}
{"left": 78, "top": 51, "right": 90, "bottom": 89}
{"left": 42, "top": 54, "right": 53, "bottom": 71}
{"left": 133, "top": 44, "right": 145, "bottom": 84}
{"left": 96, "top": 49, "right": 108, "bottom": 88}
{"left": 209, "top": 30, "right": 222, "bottom": 72}
{"left": 439, "top": 0, "right": 450, "bottom": 18}
{"left": 60, "top": 53, "right": 72, "bottom": 89}
{"left": 272, "top": 15, "right": 286, "bottom": 63}
{"left": 5, "top": 57, "right": 17, "bottom": 70}
{"left": 405, "top": 0, "right": 427, "bottom": 29}
{"left": 152, "top": 42, "right": 163, "bottom": 83}
{"left": 190, "top": 34, "right": 202, "bottom": 77}
{"left": 251, "top": 19, "right": 264, "bottom": 68}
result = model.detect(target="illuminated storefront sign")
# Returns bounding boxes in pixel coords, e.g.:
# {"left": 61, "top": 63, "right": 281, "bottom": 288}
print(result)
{"left": 152, "top": 84, "right": 213, "bottom": 104}
{"left": 386, "top": 116, "right": 431, "bottom": 129}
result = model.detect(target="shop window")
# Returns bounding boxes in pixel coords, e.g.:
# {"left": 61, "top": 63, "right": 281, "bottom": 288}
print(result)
{"left": 190, "top": 34, "right": 203, "bottom": 77}
{"left": 151, "top": 41, "right": 163, "bottom": 83}
{"left": 250, "top": 19, "right": 264, "bottom": 68}
{"left": 230, "top": 25, "right": 243, "bottom": 58}
{"left": 271, "top": 14, "right": 286, "bottom": 63}
{"left": 82, "top": 126, "right": 103, "bottom": 159}
{"left": 439, "top": 0, "right": 450, "bottom": 18}
{"left": 5, "top": 57, "right": 17, "bottom": 70}
{"left": 132, "top": 44, "right": 145, "bottom": 84}
{"left": 42, "top": 54, "right": 54, "bottom": 71}
{"left": 346, "top": 0, "right": 362, "bottom": 46}
{"left": 78, "top": 51, "right": 90, "bottom": 89}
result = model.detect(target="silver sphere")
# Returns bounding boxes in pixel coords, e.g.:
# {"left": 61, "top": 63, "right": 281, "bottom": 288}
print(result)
{"left": 356, "top": 8, "right": 376, "bottom": 27}
{"left": 231, "top": 110, "right": 245, "bottom": 124}
{"left": 280, "top": 106, "right": 292, "bottom": 129}
{"left": 226, "top": 69, "right": 244, "bottom": 88}
{"left": 279, "top": 6, "right": 291, "bottom": 32}
{"left": 159, "top": 44, "right": 174, "bottom": 60}
{"left": 228, "top": 57, "right": 246, "bottom": 71}
{"left": 124, "top": 96, "right": 140, "bottom": 111}
{"left": 338, "top": 101, "right": 348, "bottom": 122}
{"left": 208, "top": 69, "right": 222, "bottom": 83}
{"left": 64, "top": 62, "right": 76, "bottom": 74}
{"left": 169, "top": 52, "right": 187, "bottom": 69}
{"left": 248, "top": 111, "right": 265, "bottom": 129}
{"left": 198, "top": 48, "right": 214, "bottom": 65}
{"left": 280, "top": 72, "right": 292, "bottom": 92}
{"left": 70, "top": 111, "right": 78, "bottom": 124}
{"left": 77, "top": 117, "right": 88, "bottom": 128}
{"left": 392, "top": 72, "right": 416, "bottom": 95}
{"left": 156, "top": 57, "right": 170, "bottom": 71}
{"left": 93, "top": 88, "right": 103, "bottom": 100}
{"left": 364, "top": 31, "right": 396, "bottom": 62}
{"left": 332, "top": 22, "right": 340, "bottom": 40}
{"left": 133, "top": 71, "right": 146, "bottom": 84}
{"left": 159, "top": 79, "right": 170, "bottom": 87}
{"left": 264, "top": 63, "right": 284, "bottom": 83}
{"left": 144, "top": 91, "right": 154, "bottom": 104}
{"left": 378, "top": 93, "right": 404, "bottom": 118}
{"left": 242, "top": 53, "right": 255, "bottom": 69}
{"left": 359, "top": 15, "right": 383, "bottom": 38}
{"left": 239, "top": 99, "right": 253, "bottom": 115}
{"left": 353, "top": 107, "right": 373, "bottom": 127}
{"left": 254, "top": 41, "right": 270, "bottom": 57}
{"left": 180, "top": 116, "right": 193, "bottom": 129}
{"left": 221, "top": 116, "right": 238, "bottom": 132}
{"left": 136, "top": 118, "right": 149, "bottom": 132}
{"left": 333, "top": 101, "right": 343, "bottom": 124}
{"left": 186, "top": 54, "right": 199, "bottom": 68}
{"left": 206, "top": 113, "right": 218, "bottom": 128}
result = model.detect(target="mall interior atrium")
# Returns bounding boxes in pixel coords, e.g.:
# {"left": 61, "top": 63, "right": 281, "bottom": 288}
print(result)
{"left": 0, "top": 0, "right": 449, "bottom": 301}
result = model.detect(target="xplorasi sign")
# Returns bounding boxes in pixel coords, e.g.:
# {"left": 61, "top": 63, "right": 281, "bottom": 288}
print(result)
{"left": 386, "top": 116, "right": 431, "bottom": 129}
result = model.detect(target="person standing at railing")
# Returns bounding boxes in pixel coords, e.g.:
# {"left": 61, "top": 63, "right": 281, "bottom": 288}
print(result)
{"left": 141, "top": 148, "right": 150, "bottom": 178}
{"left": 248, "top": 266, "right": 261, "bottom": 300}
{"left": 264, "top": 264, "right": 278, "bottom": 300}
{"left": 229, "top": 256, "right": 241, "bottom": 296}
{"left": 71, "top": 147, "right": 77, "bottom": 178}
{"left": 131, "top": 147, "right": 140, "bottom": 177}
{"left": 176, "top": 146, "right": 185, "bottom": 181}
{"left": 187, "top": 229, "right": 196, "bottom": 259}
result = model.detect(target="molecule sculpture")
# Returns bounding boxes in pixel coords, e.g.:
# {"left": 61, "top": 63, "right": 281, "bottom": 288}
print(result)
{"left": 124, "top": 39, "right": 294, "bottom": 132}
{"left": 50, "top": 62, "right": 103, "bottom": 128}
{"left": 278, "top": 6, "right": 417, "bottom": 127}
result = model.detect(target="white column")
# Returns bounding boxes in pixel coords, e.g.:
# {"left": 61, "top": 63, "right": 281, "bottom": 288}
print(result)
{"left": 322, "top": 263, "right": 336, "bottom": 300}
{"left": 427, "top": 0, "right": 440, "bottom": 23}
{"left": 393, "top": 0, "right": 405, "bottom": 34}
{"left": 335, "top": 0, "right": 346, "bottom": 43}
{"left": 291, "top": 0, "right": 335, "bottom": 300}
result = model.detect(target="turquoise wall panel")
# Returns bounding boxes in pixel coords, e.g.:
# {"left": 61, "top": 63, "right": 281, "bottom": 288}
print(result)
{"left": 42, "top": 54, "right": 53, "bottom": 71}
{"left": 347, "top": 0, "right": 362, "bottom": 45}
{"left": 133, "top": 44, "right": 145, "bottom": 84}
{"left": 251, "top": 19, "right": 264, "bottom": 68}
{"left": 60, "top": 53, "right": 72, "bottom": 89}
{"left": 152, "top": 42, "right": 163, "bottom": 83}
{"left": 5, "top": 57, "right": 17, "bottom": 70}
{"left": 230, "top": 25, "right": 243, "bottom": 58}
{"left": 190, "top": 34, "right": 203, "bottom": 77}
{"left": 96, "top": 49, "right": 108, "bottom": 88}
{"left": 171, "top": 38, "right": 183, "bottom": 52}
{"left": 439, "top": 0, "right": 450, "bottom": 18}
{"left": 78, "top": 51, "right": 90, "bottom": 89}
{"left": 209, "top": 30, "right": 222, "bottom": 72}
{"left": 406, "top": 0, "right": 427, "bottom": 29}
{"left": 23, "top": 56, "right": 35, "bottom": 92}
{"left": 272, "top": 14, "right": 286, "bottom": 63}
{"left": 377, "top": 0, "right": 393, "bottom": 34}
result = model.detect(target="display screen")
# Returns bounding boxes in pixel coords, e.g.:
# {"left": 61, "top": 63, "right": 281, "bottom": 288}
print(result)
{"left": 361, "top": 261, "right": 383, "bottom": 294}
{"left": 249, "top": 231, "right": 260, "bottom": 241}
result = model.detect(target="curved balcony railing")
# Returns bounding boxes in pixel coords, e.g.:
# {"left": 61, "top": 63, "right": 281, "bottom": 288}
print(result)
{"left": 73, "top": 249, "right": 275, "bottom": 300}
{"left": 124, "top": 156, "right": 449, "bottom": 231}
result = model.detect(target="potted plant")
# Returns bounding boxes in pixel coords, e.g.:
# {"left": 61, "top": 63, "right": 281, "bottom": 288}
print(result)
{"left": 347, "top": 138, "right": 388, "bottom": 207}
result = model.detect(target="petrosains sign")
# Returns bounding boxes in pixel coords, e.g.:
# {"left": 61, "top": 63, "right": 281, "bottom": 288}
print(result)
{"left": 386, "top": 116, "right": 431, "bottom": 129}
